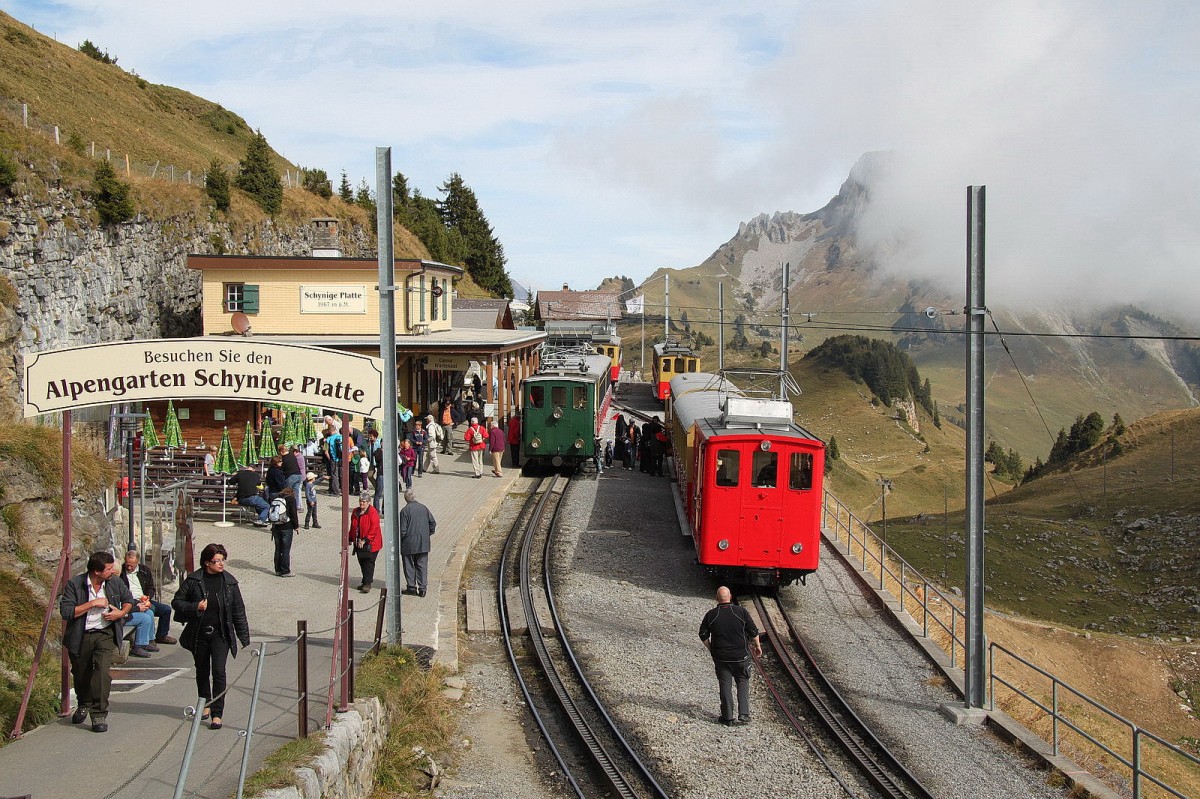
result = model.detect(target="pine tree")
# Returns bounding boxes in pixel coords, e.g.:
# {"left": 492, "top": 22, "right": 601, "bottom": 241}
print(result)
{"left": 392, "top": 171, "right": 411, "bottom": 207}
{"left": 92, "top": 160, "right": 135, "bottom": 224}
{"left": 1111, "top": 412, "right": 1126, "bottom": 437}
{"left": 827, "top": 436, "right": 841, "bottom": 460}
{"left": 438, "top": 173, "right": 512, "bottom": 297}
{"left": 354, "top": 179, "right": 376, "bottom": 216}
{"left": 932, "top": 401, "right": 941, "bottom": 429}
{"left": 204, "top": 159, "right": 230, "bottom": 211}
{"left": 338, "top": 171, "right": 353, "bottom": 202}
{"left": 234, "top": 130, "right": 282, "bottom": 214}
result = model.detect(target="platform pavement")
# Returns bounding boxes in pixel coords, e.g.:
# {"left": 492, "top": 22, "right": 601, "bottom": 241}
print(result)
{"left": 0, "top": 439, "right": 520, "bottom": 799}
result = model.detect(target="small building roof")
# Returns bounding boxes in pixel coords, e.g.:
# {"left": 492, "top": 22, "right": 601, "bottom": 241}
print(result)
{"left": 535, "top": 289, "right": 621, "bottom": 321}
{"left": 452, "top": 298, "right": 515, "bottom": 329}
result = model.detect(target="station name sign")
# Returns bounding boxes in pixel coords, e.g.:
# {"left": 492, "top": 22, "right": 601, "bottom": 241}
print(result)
{"left": 23, "top": 338, "right": 384, "bottom": 417}
{"left": 299, "top": 284, "right": 368, "bottom": 314}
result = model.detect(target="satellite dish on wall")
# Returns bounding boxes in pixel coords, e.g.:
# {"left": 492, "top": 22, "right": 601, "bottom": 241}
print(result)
{"left": 231, "top": 312, "right": 252, "bottom": 335}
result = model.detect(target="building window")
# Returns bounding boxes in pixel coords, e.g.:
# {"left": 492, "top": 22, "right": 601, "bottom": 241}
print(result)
{"left": 419, "top": 275, "right": 427, "bottom": 322}
{"left": 431, "top": 280, "right": 439, "bottom": 321}
{"left": 224, "top": 283, "right": 259, "bottom": 313}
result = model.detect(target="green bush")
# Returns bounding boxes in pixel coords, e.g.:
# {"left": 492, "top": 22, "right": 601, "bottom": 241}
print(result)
{"left": 234, "top": 130, "right": 282, "bottom": 214}
{"left": 0, "top": 152, "right": 16, "bottom": 193}
{"left": 301, "top": 167, "right": 332, "bottom": 199}
{"left": 204, "top": 159, "right": 230, "bottom": 212}
{"left": 91, "top": 160, "right": 135, "bottom": 225}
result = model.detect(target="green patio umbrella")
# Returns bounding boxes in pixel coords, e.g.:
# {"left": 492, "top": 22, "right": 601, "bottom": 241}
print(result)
{"left": 141, "top": 409, "right": 160, "bottom": 450}
{"left": 305, "top": 413, "right": 319, "bottom": 443}
{"left": 239, "top": 420, "right": 259, "bottom": 467}
{"left": 258, "top": 415, "right": 277, "bottom": 458}
{"left": 284, "top": 409, "right": 303, "bottom": 446}
{"left": 213, "top": 426, "right": 239, "bottom": 527}
{"left": 162, "top": 399, "right": 183, "bottom": 449}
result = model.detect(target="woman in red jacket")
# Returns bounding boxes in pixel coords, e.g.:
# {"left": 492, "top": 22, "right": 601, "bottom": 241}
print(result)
{"left": 349, "top": 492, "right": 383, "bottom": 593}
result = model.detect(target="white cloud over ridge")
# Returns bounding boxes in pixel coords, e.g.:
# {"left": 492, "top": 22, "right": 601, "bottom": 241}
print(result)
{"left": 9, "top": 1, "right": 1199, "bottom": 321}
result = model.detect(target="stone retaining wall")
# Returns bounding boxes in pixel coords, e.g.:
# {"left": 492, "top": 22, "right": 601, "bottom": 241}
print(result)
{"left": 260, "top": 697, "right": 389, "bottom": 799}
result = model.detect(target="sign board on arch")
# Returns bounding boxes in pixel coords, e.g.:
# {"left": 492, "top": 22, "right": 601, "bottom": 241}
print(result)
{"left": 23, "top": 338, "right": 385, "bottom": 418}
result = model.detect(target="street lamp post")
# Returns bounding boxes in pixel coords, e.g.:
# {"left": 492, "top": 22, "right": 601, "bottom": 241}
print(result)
{"left": 115, "top": 412, "right": 149, "bottom": 552}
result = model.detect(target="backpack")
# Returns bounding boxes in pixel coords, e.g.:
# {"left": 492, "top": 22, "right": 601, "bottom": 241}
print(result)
{"left": 470, "top": 426, "right": 484, "bottom": 445}
{"left": 268, "top": 496, "right": 289, "bottom": 524}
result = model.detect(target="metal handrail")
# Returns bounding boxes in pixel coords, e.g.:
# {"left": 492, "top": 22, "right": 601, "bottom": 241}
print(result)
{"left": 989, "top": 642, "right": 1199, "bottom": 799}
{"left": 821, "top": 489, "right": 1199, "bottom": 799}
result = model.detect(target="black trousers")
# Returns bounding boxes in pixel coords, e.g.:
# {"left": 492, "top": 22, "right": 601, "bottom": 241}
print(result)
{"left": 193, "top": 631, "right": 231, "bottom": 717}
{"left": 714, "top": 658, "right": 752, "bottom": 721}
{"left": 357, "top": 549, "right": 379, "bottom": 586}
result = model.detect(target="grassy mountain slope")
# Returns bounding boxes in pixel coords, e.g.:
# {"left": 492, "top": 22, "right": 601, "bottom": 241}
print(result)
{"left": 0, "top": 10, "right": 430, "bottom": 259}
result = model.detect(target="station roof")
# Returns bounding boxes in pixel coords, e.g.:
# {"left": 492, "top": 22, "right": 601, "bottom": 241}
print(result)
{"left": 211, "top": 328, "right": 544, "bottom": 354}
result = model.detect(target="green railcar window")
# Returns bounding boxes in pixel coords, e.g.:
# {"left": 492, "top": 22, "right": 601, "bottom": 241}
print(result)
{"left": 573, "top": 386, "right": 587, "bottom": 409}
{"left": 551, "top": 386, "right": 567, "bottom": 407}
{"left": 529, "top": 386, "right": 544, "bottom": 408}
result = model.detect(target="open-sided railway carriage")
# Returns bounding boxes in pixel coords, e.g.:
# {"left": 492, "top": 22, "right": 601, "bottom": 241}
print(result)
{"left": 521, "top": 348, "right": 613, "bottom": 469}
{"left": 668, "top": 372, "right": 825, "bottom": 588}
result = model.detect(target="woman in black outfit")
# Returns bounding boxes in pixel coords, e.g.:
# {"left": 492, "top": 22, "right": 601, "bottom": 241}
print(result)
{"left": 270, "top": 486, "right": 300, "bottom": 577}
{"left": 172, "top": 543, "right": 250, "bottom": 730}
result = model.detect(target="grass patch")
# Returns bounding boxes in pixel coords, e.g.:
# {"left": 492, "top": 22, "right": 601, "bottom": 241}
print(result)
{"left": 241, "top": 733, "right": 326, "bottom": 796}
{"left": 355, "top": 646, "right": 456, "bottom": 795}
{"left": 0, "top": 422, "right": 115, "bottom": 507}
{"left": 0, "top": 569, "right": 62, "bottom": 742}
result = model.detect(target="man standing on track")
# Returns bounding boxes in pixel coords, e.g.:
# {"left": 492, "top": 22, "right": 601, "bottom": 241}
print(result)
{"left": 698, "top": 585, "right": 762, "bottom": 726}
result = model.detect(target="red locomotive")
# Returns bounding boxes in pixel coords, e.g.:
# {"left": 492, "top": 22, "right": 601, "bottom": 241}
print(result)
{"left": 668, "top": 372, "right": 824, "bottom": 588}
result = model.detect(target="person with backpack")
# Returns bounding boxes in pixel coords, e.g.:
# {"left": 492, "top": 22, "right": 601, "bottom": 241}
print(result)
{"left": 464, "top": 416, "right": 487, "bottom": 478}
{"left": 269, "top": 486, "right": 299, "bottom": 577}
{"left": 423, "top": 414, "right": 442, "bottom": 474}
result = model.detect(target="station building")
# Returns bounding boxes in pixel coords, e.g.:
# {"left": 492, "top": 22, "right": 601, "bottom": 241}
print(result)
{"left": 144, "top": 221, "right": 545, "bottom": 446}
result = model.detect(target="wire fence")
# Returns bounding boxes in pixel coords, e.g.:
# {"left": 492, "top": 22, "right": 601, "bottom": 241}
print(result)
{"left": 821, "top": 490, "right": 1198, "bottom": 799}
{"left": 0, "top": 94, "right": 310, "bottom": 189}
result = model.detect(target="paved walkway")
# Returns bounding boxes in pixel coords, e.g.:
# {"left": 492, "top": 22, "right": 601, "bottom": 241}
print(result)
{"left": 0, "top": 441, "right": 520, "bottom": 799}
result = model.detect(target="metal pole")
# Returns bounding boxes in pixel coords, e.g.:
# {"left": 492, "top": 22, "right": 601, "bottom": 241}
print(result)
{"left": 173, "top": 697, "right": 209, "bottom": 799}
{"left": 780, "top": 261, "right": 790, "bottom": 398}
{"left": 376, "top": 146, "right": 403, "bottom": 645}
{"left": 235, "top": 643, "right": 268, "bottom": 799}
{"left": 718, "top": 282, "right": 724, "bottom": 372}
{"left": 297, "top": 620, "right": 308, "bottom": 738}
{"left": 127, "top": 434, "right": 135, "bottom": 551}
{"left": 964, "top": 185, "right": 987, "bottom": 709}
{"left": 664, "top": 273, "right": 669, "bottom": 342}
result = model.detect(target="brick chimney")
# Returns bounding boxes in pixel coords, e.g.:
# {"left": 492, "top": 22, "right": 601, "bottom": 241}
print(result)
{"left": 312, "top": 218, "right": 341, "bottom": 257}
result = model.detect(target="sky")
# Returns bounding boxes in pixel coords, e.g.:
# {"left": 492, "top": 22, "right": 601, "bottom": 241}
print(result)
{"left": 6, "top": 1, "right": 1200, "bottom": 319}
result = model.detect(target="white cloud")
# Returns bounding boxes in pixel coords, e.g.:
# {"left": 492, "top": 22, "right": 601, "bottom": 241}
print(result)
{"left": 9, "top": 0, "right": 1199, "bottom": 320}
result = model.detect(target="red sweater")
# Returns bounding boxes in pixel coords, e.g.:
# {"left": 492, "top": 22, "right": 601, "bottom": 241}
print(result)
{"left": 349, "top": 507, "right": 382, "bottom": 554}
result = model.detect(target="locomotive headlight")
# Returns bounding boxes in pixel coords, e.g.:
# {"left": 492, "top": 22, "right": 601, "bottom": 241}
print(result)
{"left": 531, "top": 437, "right": 541, "bottom": 449}
{"left": 573, "top": 437, "right": 584, "bottom": 449}
{"left": 552, "top": 406, "right": 564, "bottom": 419}
{"left": 759, "top": 440, "right": 772, "bottom": 452}
{"left": 791, "top": 542, "right": 803, "bottom": 554}
{"left": 717, "top": 539, "right": 730, "bottom": 551}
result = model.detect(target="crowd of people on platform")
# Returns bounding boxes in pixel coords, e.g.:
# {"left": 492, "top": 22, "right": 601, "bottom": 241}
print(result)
{"left": 607, "top": 412, "right": 670, "bottom": 476}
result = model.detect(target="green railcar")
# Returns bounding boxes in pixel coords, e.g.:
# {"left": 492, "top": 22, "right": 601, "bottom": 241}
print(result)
{"left": 522, "top": 352, "right": 613, "bottom": 468}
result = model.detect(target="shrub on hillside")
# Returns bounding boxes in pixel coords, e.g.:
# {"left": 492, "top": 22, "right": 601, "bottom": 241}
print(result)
{"left": 234, "top": 130, "right": 282, "bottom": 214}
{"left": 0, "top": 152, "right": 17, "bottom": 193}
{"left": 91, "top": 160, "right": 135, "bottom": 225}
{"left": 78, "top": 39, "right": 117, "bottom": 65}
{"left": 301, "top": 167, "right": 332, "bottom": 199}
{"left": 204, "top": 160, "right": 230, "bottom": 212}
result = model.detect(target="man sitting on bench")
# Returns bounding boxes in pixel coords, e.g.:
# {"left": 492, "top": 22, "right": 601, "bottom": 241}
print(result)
{"left": 120, "top": 549, "right": 176, "bottom": 646}
{"left": 231, "top": 466, "right": 270, "bottom": 526}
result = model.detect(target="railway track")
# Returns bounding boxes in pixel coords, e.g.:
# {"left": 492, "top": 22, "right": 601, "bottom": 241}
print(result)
{"left": 751, "top": 593, "right": 936, "bottom": 799}
{"left": 499, "top": 475, "right": 669, "bottom": 799}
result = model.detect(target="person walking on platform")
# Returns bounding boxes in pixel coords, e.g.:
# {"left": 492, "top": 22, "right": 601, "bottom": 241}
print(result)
{"left": 465, "top": 416, "right": 487, "bottom": 478}
{"left": 506, "top": 412, "right": 521, "bottom": 469}
{"left": 269, "top": 487, "right": 299, "bottom": 577}
{"left": 303, "top": 472, "right": 321, "bottom": 529}
{"left": 350, "top": 492, "right": 383, "bottom": 593}
{"left": 409, "top": 420, "right": 428, "bottom": 477}
{"left": 698, "top": 586, "right": 761, "bottom": 726}
{"left": 172, "top": 543, "right": 250, "bottom": 731}
{"left": 423, "top": 414, "right": 442, "bottom": 474}
{"left": 488, "top": 417, "right": 506, "bottom": 477}
{"left": 61, "top": 551, "right": 136, "bottom": 732}
{"left": 399, "top": 438, "right": 417, "bottom": 490}
{"left": 399, "top": 489, "right": 436, "bottom": 596}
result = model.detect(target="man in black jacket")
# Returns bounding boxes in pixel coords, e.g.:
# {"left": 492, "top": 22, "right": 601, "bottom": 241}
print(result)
{"left": 60, "top": 552, "right": 136, "bottom": 732}
{"left": 231, "top": 466, "right": 269, "bottom": 526}
{"left": 698, "top": 586, "right": 762, "bottom": 726}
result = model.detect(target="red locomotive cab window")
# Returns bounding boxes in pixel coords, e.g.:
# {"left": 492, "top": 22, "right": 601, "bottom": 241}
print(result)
{"left": 789, "top": 452, "right": 814, "bottom": 490}
{"left": 714, "top": 449, "right": 740, "bottom": 487}
{"left": 751, "top": 451, "right": 778, "bottom": 488}
{"left": 529, "top": 386, "right": 545, "bottom": 408}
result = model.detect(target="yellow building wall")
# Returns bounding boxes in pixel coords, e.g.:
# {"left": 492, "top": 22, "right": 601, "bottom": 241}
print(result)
{"left": 201, "top": 268, "right": 457, "bottom": 336}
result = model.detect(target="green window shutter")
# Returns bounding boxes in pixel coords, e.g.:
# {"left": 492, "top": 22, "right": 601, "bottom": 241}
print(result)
{"left": 241, "top": 284, "right": 260, "bottom": 313}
